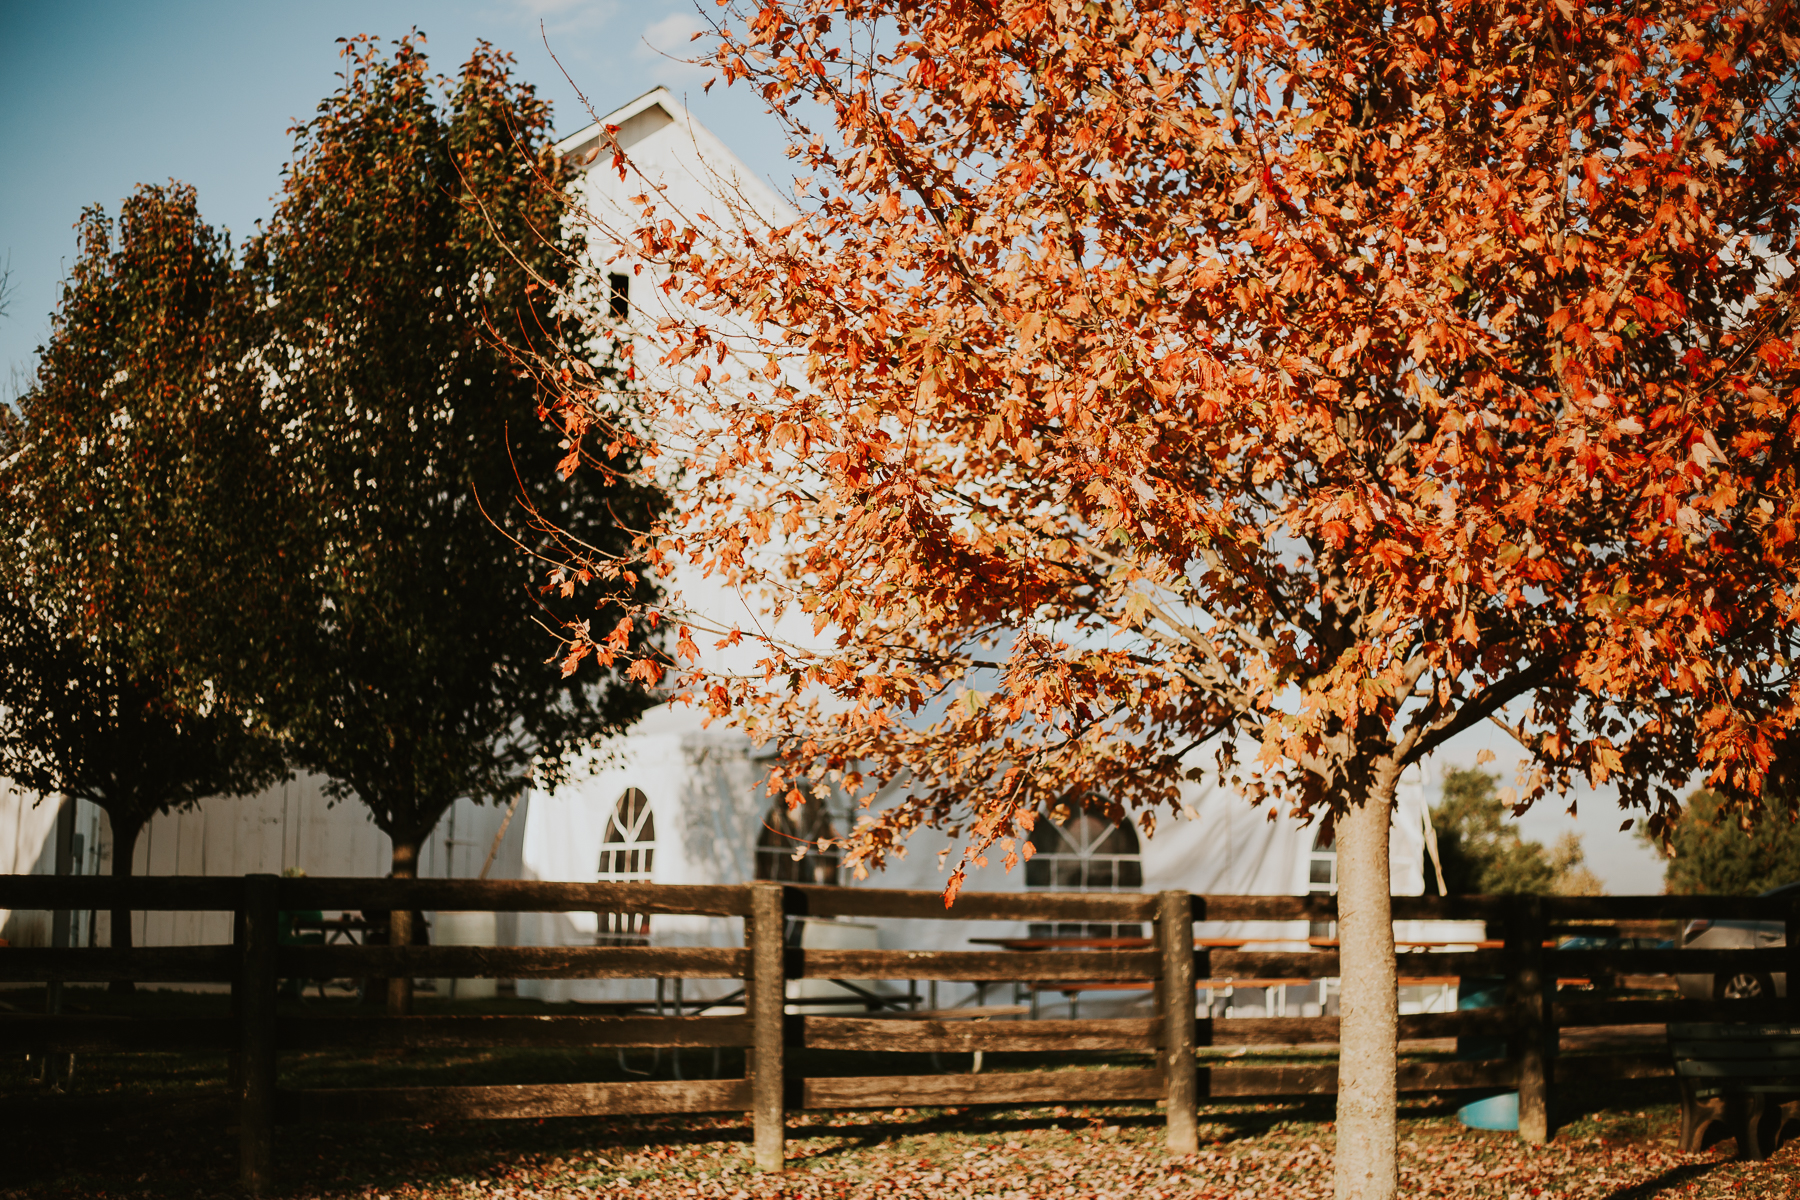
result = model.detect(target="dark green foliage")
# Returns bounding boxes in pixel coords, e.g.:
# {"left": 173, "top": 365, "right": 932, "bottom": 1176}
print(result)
{"left": 0, "top": 185, "right": 287, "bottom": 947}
{"left": 1428, "top": 767, "right": 1600, "bottom": 896}
{"left": 1651, "top": 787, "right": 1800, "bottom": 895}
{"left": 237, "top": 36, "right": 663, "bottom": 873}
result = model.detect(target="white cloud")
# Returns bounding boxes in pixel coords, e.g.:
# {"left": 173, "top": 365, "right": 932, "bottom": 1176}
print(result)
{"left": 634, "top": 11, "right": 711, "bottom": 87}
{"left": 490, "top": 0, "right": 621, "bottom": 38}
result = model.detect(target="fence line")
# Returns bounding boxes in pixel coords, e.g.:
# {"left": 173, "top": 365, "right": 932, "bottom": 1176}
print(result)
{"left": 3, "top": 875, "right": 1799, "bottom": 1193}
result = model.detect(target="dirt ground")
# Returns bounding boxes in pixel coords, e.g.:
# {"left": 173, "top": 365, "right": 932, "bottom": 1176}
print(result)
{"left": 4, "top": 986, "right": 1797, "bottom": 1198}
{"left": 5, "top": 1074, "right": 1799, "bottom": 1198}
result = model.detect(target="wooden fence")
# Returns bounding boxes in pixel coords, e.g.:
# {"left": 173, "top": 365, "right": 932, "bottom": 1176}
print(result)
{"left": 3, "top": 875, "right": 1799, "bottom": 1194}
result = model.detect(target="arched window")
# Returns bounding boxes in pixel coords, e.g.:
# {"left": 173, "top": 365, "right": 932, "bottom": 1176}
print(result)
{"left": 597, "top": 788, "right": 654, "bottom": 945}
{"left": 754, "top": 790, "right": 840, "bottom": 886}
{"left": 1024, "top": 800, "right": 1143, "bottom": 939}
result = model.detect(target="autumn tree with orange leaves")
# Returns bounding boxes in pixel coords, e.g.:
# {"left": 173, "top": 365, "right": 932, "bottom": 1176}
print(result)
{"left": 533, "top": 2, "right": 1800, "bottom": 1195}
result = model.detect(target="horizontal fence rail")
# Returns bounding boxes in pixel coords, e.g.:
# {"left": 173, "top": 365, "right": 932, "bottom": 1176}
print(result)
{"left": 5, "top": 874, "right": 1800, "bottom": 1193}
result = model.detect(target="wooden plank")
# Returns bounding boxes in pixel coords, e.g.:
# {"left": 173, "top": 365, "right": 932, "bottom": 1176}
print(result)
{"left": 1202, "top": 949, "right": 1507, "bottom": 978}
{"left": 1670, "top": 1040, "right": 1800, "bottom": 1059}
{"left": 1551, "top": 948, "right": 1788, "bottom": 974}
{"left": 801, "top": 1016, "right": 1159, "bottom": 1053}
{"left": 281, "top": 944, "right": 748, "bottom": 980}
{"left": 1675, "top": 1060, "right": 1800, "bottom": 1078}
{"left": 0, "top": 875, "right": 244, "bottom": 912}
{"left": 1195, "top": 1060, "right": 1518, "bottom": 1098}
{"left": 277, "top": 1078, "right": 753, "bottom": 1124}
{"left": 1159, "top": 890, "right": 1198, "bottom": 1155}
{"left": 240, "top": 874, "right": 278, "bottom": 1194}
{"left": 801, "top": 1069, "right": 1166, "bottom": 1109}
{"left": 750, "top": 881, "right": 785, "bottom": 1173}
{"left": 0, "top": 1016, "right": 234, "bottom": 1052}
{"left": 1544, "top": 895, "right": 1792, "bottom": 921}
{"left": 276, "top": 1015, "right": 753, "bottom": 1051}
{"left": 1556, "top": 997, "right": 1794, "bottom": 1027}
{"left": 1389, "top": 895, "right": 1515, "bottom": 922}
{"left": 1193, "top": 895, "right": 1336, "bottom": 922}
{"left": 1194, "top": 1010, "right": 1511, "bottom": 1046}
{"left": 278, "top": 877, "right": 753, "bottom": 917}
{"left": 0, "top": 945, "right": 238, "bottom": 982}
{"left": 788, "top": 885, "right": 1156, "bottom": 923}
{"left": 791, "top": 948, "right": 1159, "bottom": 982}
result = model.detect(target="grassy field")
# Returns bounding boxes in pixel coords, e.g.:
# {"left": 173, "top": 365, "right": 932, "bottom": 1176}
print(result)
{"left": 4, "top": 987, "right": 1798, "bottom": 1198}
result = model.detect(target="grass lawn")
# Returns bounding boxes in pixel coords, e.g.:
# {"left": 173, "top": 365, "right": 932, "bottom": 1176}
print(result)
{"left": 4, "top": 987, "right": 1798, "bottom": 1198}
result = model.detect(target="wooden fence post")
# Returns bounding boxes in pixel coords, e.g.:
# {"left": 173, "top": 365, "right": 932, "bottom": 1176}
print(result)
{"left": 239, "top": 874, "right": 279, "bottom": 1193}
{"left": 1509, "top": 894, "right": 1551, "bottom": 1144}
{"left": 1158, "top": 890, "right": 1198, "bottom": 1154}
{"left": 1787, "top": 895, "right": 1800, "bottom": 1025}
{"left": 749, "top": 881, "right": 786, "bottom": 1172}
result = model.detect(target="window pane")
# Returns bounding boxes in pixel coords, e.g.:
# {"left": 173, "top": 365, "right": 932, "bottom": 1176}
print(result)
{"left": 1092, "top": 822, "right": 1140, "bottom": 856}
{"left": 1118, "top": 859, "right": 1142, "bottom": 889}
{"left": 1025, "top": 860, "right": 1050, "bottom": 889}
{"left": 1053, "top": 859, "right": 1082, "bottom": 889}
{"left": 1070, "top": 813, "right": 1106, "bottom": 852}
{"left": 1310, "top": 859, "right": 1334, "bottom": 885}
{"left": 1088, "top": 858, "right": 1115, "bottom": 890}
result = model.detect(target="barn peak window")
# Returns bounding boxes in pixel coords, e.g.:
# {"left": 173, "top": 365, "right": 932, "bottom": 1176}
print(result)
{"left": 1024, "top": 799, "right": 1143, "bottom": 939}
{"left": 596, "top": 787, "right": 654, "bottom": 945}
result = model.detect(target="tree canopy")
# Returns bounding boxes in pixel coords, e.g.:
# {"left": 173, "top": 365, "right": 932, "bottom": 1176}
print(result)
{"left": 236, "top": 35, "right": 664, "bottom": 894}
{"left": 1650, "top": 787, "right": 1800, "bottom": 895}
{"left": 0, "top": 184, "right": 287, "bottom": 956}
{"left": 1429, "top": 767, "right": 1602, "bottom": 896}
{"left": 531, "top": 1, "right": 1800, "bottom": 1193}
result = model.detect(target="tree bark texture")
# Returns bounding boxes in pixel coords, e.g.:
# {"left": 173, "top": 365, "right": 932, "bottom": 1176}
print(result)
{"left": 387, "top": 838, "right": 420, "bottom": 1017}
{"left": 107, "top": 817, "right": 142, "bottom": 994}
{"left": 1332, "top": 782, "right": 1398, "bottom": 1200}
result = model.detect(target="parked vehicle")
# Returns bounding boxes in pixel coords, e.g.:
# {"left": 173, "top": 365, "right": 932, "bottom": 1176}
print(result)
{"left": 1675, "top": 881, "right": 1800, "bottom": 1000}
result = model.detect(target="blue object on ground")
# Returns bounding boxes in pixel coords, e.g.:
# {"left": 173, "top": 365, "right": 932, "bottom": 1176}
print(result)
{"left": 1458, "top": 1091, "right": 1520, "bottom": 1131}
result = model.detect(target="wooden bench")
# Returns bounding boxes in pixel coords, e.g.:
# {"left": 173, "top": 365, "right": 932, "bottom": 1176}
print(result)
{"left": 1669, "top": 1022, "right": 1800, "bottom": 1158}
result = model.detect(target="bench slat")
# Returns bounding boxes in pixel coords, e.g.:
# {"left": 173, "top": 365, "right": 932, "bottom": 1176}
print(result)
{"left": 1676, "top": 1061, "right": 1800, "bottom": 1079}
{"left": 1668, "top": 1023, "right": 1800, "bottom": 1040}
{"left": 1671, "top": 1041, "right": 1800, "bottom": 1060}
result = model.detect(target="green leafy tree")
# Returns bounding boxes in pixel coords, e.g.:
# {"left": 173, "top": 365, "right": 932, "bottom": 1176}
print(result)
{"left": 0, "top": 185, "right": 286, "bottom": 968}
{"left": 1649, "top": 788, "right": 1800, "bottom": 895}
{"left": 1429, "top": 768, "right": 1601, "bottom": 896}
{"left": 237, "top": 36, "right": 662, "bottom": 964}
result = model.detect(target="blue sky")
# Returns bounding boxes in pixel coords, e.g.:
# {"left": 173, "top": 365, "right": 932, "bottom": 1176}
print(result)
{"left": 0, "top": 1, "right": 1672, "bottom": 891}
{"left": 0, "top": 0, "right": 789, "bottom": 392}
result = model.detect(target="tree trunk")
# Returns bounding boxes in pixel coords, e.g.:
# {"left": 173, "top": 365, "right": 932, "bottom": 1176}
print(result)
{"left": 108, "top": 818, "right": 143, "bottom": 995}
{"left": 387, "top": 837, "right": 420, "bottom": 1016}
{"left": 1333, "top": 773, "right": 1399, "bottom": 1200}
